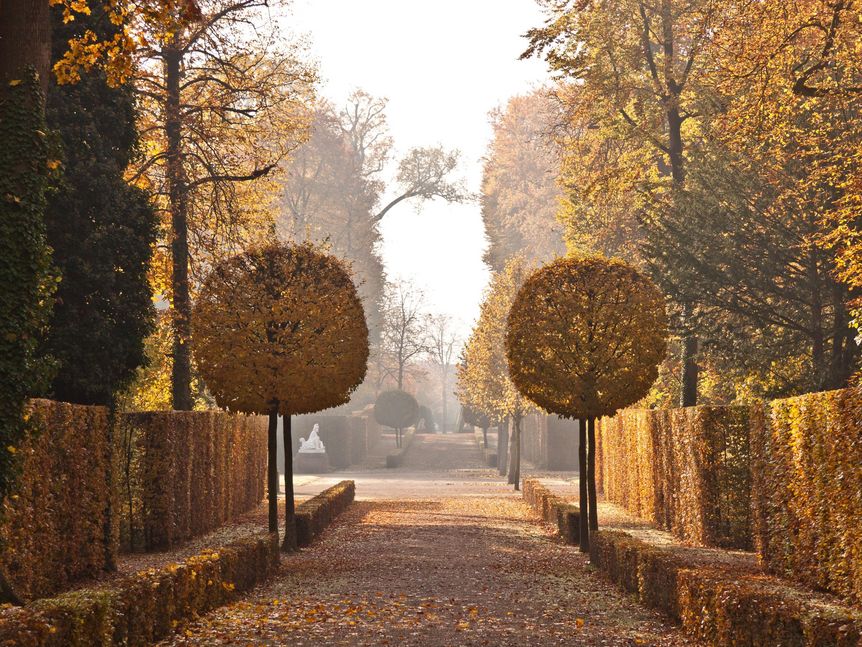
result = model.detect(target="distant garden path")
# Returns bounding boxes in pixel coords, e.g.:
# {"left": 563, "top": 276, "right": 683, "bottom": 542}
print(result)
{"left": 162, "top": 435, "right": 695, "bottom": 646}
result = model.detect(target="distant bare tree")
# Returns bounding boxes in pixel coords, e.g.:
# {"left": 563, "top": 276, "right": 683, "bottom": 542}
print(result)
{"left": 428, "top": 315, "right": 460, "bottom": 432}
{"left": 380, "top": 280, "right": 431, "bottom": 390}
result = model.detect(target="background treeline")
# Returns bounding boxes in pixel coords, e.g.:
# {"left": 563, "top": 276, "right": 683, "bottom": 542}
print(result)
{"left": 481, "top": 0, "right": 862, "bottom": 405}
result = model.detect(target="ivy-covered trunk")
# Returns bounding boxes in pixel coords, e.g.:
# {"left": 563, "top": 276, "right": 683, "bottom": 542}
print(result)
{"left": 497, "top": 418, "right": 509, "bottom": 477}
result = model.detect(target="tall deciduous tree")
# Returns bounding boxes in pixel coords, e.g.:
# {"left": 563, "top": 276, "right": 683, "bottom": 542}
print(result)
{"left": 457, "top": 257, "right": 529, "bottom": 489}
{"left": 129, "top": 0, "right": 315, "bottom": 410}
{"left": 194, "top": 243, "right": 368, "bottom": 550}
{"left": 506, "top": 256, "right": 667, "bottom": 549}
{"left": 481, "top": 89, "right": 565, "bottom": 272}
{"left": 526, "top": 0, "right": 727, "bottom": 406}
{"left": 379, "top": 280, "right": 431, "bottom": 391}
{"left": 427, "top": 314, "right": 460, "bottom": 433}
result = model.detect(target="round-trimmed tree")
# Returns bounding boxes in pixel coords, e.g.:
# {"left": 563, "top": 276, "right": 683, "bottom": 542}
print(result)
{"left": 373, "top": 390, "right": 418, "bottom": 448}
{"left": 194, "top": 242, "right": 368, "bottom": 550}
{"left": 506, "top": 255, "right": 667, "bottom": 550}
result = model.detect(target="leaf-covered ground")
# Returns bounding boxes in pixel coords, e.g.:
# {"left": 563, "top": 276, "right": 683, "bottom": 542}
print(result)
{"left": 160, "top": 436, "right": 696, "bottom": 646}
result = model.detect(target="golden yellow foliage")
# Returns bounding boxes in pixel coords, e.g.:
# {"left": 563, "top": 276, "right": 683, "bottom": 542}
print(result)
{"left": 193, "top": 242, "right": 368, "bottom": 416}
{"left": 506, "top": 256, "right": 667, "bottom": 419}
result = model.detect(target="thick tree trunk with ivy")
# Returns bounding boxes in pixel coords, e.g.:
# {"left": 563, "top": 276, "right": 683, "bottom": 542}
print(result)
{"left": 282, "top": 414, "right": 297, "bottom": 552}
{"left": 164, "top": 43, "right": 193, "bottom": 411}
{"left": 267, "top": 408, "right": 279, "bottom": 540}
{"left": 0, "top": 0, "right": 51, "bottom": 94}
{"left": 0, "top": 3, "right": 53, "bottom": 602}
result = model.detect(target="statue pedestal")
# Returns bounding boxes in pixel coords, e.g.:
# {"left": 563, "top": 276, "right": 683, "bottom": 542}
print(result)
{"left": 296, "top": 452, "right": 330, "bottom": 474}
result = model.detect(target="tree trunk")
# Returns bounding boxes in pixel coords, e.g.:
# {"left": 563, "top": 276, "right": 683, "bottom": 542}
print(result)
{"left": 441, "top": 373, "right": 447, "bottom": 433}
{"left": 578, "top": 419, "right": 589, "bottom": 552}
{"left": 679, "top": 302, "right": 699, "bottom": 407}
{"left": 482, "top": 427, "right": 488, "bottom": 449}
{"left": 587, "top": 418, "right": 598, "bottom": 532}
{"left": 164, "top": 43, "right": 193, "bottom": 411}
{"left": 0, "top": 0, "right": 51, "bottom": 95}
{"left": 508, "top": 414, "right": 522, "bottom": 490}
{"left": 282, "top": 414, "right": 296, "bottom": 552}
{"left": 497, "top": 418, "right": 509, "bottom": 476}
{"left": 267, "top": 407, "right": 279, "bottom": 542}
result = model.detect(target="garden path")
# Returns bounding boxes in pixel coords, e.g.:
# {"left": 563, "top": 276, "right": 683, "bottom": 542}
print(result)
{"left": 161, "top": 434, "right": 696, "bottom": 646}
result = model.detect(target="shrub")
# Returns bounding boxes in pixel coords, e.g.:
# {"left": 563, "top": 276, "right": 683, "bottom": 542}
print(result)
{"left": 0, "top": 400, "right": 113, "bottom": 601}
{"left": 374, "top": 391, "right": 419, "bottom": 430}
{"left": 384, "top": 429, "right": 415, "bottom": 468}
{"left": 118, "top": 411, "right": 267, "bottom": 552}
{"left": 752, "top": 387, "right": 862, "bottom": 604}
{"left": 0, "top": 532, "right": 279, "bottom": 647}
{"left": 590, "top": 529, "right": 862, "bottom": 647}
{"left": 522, "top": 479, "right": 580, "bottom": 545}
{"left": 295, "top": 480, "right": 355, "bottom": 547}
{"left": 596, "top": 406, "right": 752, "bottom": 549}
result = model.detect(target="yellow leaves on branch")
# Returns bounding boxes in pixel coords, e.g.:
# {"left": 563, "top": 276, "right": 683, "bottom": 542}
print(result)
{"left": 505, "top": 256, "right": 668, "bottom": 420}
{"left": 457, "top": 256, "right": 529, "bottom": 423}
{"left": 193, "top": 242, "right": 369, "bottom": 416}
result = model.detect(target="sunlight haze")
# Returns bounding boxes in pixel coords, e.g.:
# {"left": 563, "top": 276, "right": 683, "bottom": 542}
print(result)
{"left": 287, "top": 0, "right": 551, "bottom": 336}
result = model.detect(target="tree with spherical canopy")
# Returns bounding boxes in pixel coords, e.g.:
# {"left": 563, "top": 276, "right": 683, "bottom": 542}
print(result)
{"left": 506, "top": 256, "right": 667, "bottom": 551}
{"left": 373, "top": 390, "right": 419, "bottom": 448}
{"left": 194, "top": 242, "right": 369, "bottom": 550}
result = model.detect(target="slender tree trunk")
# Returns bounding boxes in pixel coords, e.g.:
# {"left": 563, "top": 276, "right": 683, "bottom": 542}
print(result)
{"left": 165, "top": 43, "right": 193, "bottom": 411}
{"left": 587, "top": 417, "right": 598, "bottom": 532}
{"left": 679, "top": 302, "right": 699, "bottom": 407}
{"left": 508, "top": 414, "right": 522, "bottom": 490}
{"left": 267, "top": 406, "right": 279, "bottom": 542}
{"left": 0, "top": 0, "right": 51, "bottom": 94}
{"left": 441, "top": 371, "right": 447, "bottom": 433}
{"left": 578, "top": 419, "right": 589, "bottom": 552}
{"left": 498, "top": 418, "right": 509, "bottom": 476}
{"left": 482, "top": 427, "right": 488, "bottom": 449}
{"left": 282, "top": 414, "right": 296, "bottom": 552}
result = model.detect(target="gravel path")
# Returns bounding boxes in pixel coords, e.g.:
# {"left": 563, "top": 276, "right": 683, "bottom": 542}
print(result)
{"left": 160, "top": 434, "right": 696, "bottom": 646}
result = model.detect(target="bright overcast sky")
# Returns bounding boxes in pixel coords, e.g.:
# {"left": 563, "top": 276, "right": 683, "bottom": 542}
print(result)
{"left": 284, "top": 0, "right": 550, "bottom": 338}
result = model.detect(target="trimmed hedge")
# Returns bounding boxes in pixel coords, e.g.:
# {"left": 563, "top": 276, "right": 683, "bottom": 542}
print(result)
{"left": 596, "top": 406, "right": 752, "bottom": 549}
{"left": 0, "top": 400, "right": 114, "bottom": 601}
{"left": 295, "top": 480, "right": 355, "bottom": 547}
{"left": 752, "top": 388, "right": 862, "bottom": 604}
{"left": 523, "top": 479, "right": 580, "bottom": 545}
{"left": 590, "top": 529, "right": 862, "bottom": 647}
{"left": 0, "top": 531, "right": 279, "bottom": 647}
{"left": 118, "top": 411, "right": 267, "bottom": 552}
{"left": 385, "top": 429, "right": 415, "bottom": 468}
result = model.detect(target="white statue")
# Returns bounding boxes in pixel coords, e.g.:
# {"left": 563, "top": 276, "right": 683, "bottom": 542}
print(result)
{"left": 298, "top": 424, "right": 326, "bottom": 454}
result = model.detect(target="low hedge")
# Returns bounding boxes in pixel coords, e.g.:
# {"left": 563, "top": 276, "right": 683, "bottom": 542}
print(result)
{"left": 118, "top": 411, "right": 267, "bottom": 552}
{"left": 385, "top": 429, "right": 415, "bottom": 468}
{"left": 752, "top": 388, "right": 862, "bottom": 604}
{"left": 590, "top": 529, "right": 862, "bottom": 647}
{"left": 596, "top": 406, "right": 752, "bottom": 549}
{"left": 0, "top": 531, "right": 279, "bottom": 647}
{"left": 295, "top": 480, "right": 355, "bottom": 548}
{"left": 0, "top": 400, "right": 114, "bottom": 601}
{"left": 523, "top": 479, "right": 580, "bottom": 545}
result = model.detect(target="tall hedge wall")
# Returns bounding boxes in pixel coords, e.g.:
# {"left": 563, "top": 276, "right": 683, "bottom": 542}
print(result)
{"left": 118, "top": 411, "right": 267, "bottom": 552}
{"left": 0, "top": 400, "right": 114, "bottom": 601}
{"left": 596, "top": 406, "right": 752, "bottom": 549}
{"left": 752, "top": 388, "right": 862, "bottom": 604}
